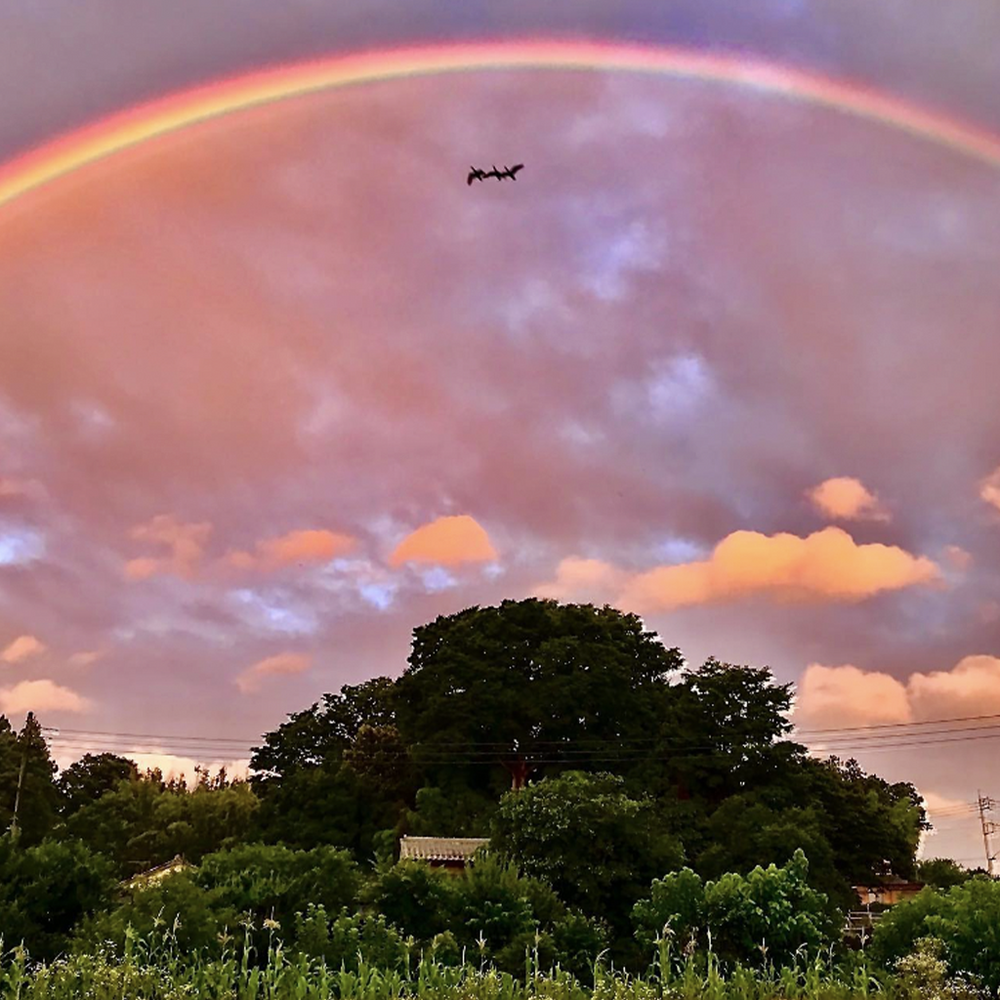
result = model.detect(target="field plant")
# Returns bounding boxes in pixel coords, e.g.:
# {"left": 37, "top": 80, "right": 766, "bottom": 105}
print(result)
{"left": 0, "top": 925, "right": 984, "bottom": 1000}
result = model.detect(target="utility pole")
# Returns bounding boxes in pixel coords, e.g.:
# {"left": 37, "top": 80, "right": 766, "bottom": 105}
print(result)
{"left": 977, "top": 790, "right": 998, "bottom": 876}
{"left": 9, "top": 749, "right": 27, "bottom": 841}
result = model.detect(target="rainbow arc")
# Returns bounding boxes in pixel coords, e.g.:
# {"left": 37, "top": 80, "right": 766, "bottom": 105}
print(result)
{"left": 2, "top": 39, "right": 1000, "bottom": 210}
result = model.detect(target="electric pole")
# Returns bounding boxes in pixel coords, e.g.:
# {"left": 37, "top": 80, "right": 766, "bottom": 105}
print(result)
{"left": 977, "top": 790, "right": 998, "bottom": 876}
{"left": 9, "top": 749, "right": 26, "bottom": 841}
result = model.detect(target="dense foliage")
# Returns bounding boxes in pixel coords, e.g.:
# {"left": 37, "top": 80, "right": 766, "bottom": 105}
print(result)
{"left": 0, "top": 599, "right": 966, "bottom": 985}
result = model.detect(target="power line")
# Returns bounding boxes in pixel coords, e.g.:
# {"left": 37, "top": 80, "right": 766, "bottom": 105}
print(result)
{"left": 795, "top": 711, "right": 1000, "bottom": 735}
{"left": 43, "top": 708, "right": 1000, "bottom": 748}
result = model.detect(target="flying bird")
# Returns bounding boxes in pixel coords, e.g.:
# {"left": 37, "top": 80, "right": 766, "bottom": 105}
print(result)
{"left": 467, "top": 163, "right": 524, "bottom": 185}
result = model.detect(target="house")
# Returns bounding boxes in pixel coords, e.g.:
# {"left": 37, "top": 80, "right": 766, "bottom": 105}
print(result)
{"left": 122, "top": 854, "right": 194, "bottom": 891}
{"left": 398, "top": 836, "right": 489, "bottom": 873}
{"left": 845, "top": 876, "right": 927, "bottom": 946}
{"left": 853, "top": 876, "right": 926, "bottom": 907}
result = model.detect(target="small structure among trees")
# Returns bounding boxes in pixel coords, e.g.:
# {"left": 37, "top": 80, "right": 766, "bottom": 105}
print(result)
{"left": 854, "top": 875, "right": 926, "bottom": 907}
{"left": 398, "top": 836, "right": 488, "bottom": 873}
{"left": 123, "top": 854, "right": 193, "bottom": 890}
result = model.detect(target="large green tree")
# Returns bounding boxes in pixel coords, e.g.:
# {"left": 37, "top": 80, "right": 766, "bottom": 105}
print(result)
{"left": 57, "top": 753, "right": 139, "bottom": 817}
{"left": 0, "top": 714, "right": 60, "bottom": 844}
{"left": 393, "top": 599, "right": 682, "bottom": 790}
{"left": 795, "top": 756, "right": 926, "bottom": 884}
{"left": 657, "top": 659, "right": 805, "bottom": 804}
{"left": 491, "top": 771, "right": 683, "bottom": 947}
{"left": 249, "top": 678, "right": 395, "bottom": 783}
{"left": 917, "top": 858, "right": 971, "bottom": 889}
{"left": 195, "top": 842, "right": 360, "bottom": 932}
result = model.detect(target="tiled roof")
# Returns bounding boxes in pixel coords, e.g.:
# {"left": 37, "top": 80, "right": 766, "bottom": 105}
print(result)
{"left": 399, "top": 836, "right": 489, "bottom": 862}
{"left": 122, "top": 854, "right": 192, "bottom": 888}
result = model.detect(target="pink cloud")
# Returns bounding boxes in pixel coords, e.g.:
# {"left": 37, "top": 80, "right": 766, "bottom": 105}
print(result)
{"left": 52, "top": 747, "right": 250, "bottom": 785}
{"left": 980, "top": 466, "right": 1000, "bottom": 513}
{"left": 1, "top": 634, "right": 46, "bottom": 664}
{"left": 908, "top": 655, "right": 1000, "bottom": 718}
{"left": 796, "top": 655, "right": 1000, "bottom": 729}
{"left": 227, "top": 529, "right": 356, "bottom": 571}
{"left": 235, "top": 651, "right": 311, "bottom": 694}
{"left": 68, "top": 650, "right": 104, "bottom": 667}
{"left": 0, "top": 678, "right": 90, "bottom": 714}
{"left": 125, "top": 514, "right": 212, "bottom": 580}
{"left": 389, "top": 515, "right": 497, "bottom": 567}
{"left": 944, "top": 545, "right": 973, "bottom": 571}
{"left": 533, "top": 557, "right": 626, "bottom": 603}
{"left": 807, "top": 477, "right": 890, "bottom": 522}
{"left": 796, "top": 662, "right": 912, "bottom": 727}
{"left": 0, "top": 478, "right": 46, "bottom": 500}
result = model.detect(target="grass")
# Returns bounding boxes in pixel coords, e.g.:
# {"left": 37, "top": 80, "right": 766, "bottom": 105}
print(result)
{"left": 0, "top": 928, "right": 936, "bottom": 1000}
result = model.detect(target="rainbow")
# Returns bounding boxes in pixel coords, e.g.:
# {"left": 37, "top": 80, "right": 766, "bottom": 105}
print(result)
{"left": 2, "top": 39, "right": 1000, "bottom": 210}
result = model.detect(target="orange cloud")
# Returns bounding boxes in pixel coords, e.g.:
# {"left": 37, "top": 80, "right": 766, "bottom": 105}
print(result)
{"left": 1, "top": 634, "right": 46, "bottom": 664}
{"left": 796, "top": 662, "right": 912, "bottom": 727}
{"left": 807, "top": 477, "right": 889, "bottom": 521}
{"left": 619, "top": 527, "right": 938, "bottom": 612}
{"left": 389, "top": 515, "right": 497, "bottom": 567}
{"left": 533, "top": 557, "right": 626, "bottom": 602}
{"left": 227, "top": 529, "right": 356, "bottom": 571}
{"left": 124, "top": 557, "right": 161, "bottom": 581}
{"left": 0, "top": 678, "right": 90, "bottom": 714}
{"left": 125, "top": 514, "right": 211, "bottom": 580}
{"left": 235, "top": 651, "right": 311, "bottom": 694}
{"left": 908, "top": 655, "right": 1000, "bottom": 718}
{"left": 796, "top": 655, "right": 1000, "bottom": 730}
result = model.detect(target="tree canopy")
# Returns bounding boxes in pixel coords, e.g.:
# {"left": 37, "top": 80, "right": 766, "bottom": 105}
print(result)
{"left": 393, "top": 599, "right": 682, "bottom": 789}
{"left": 0, "top": 598, "right": 938, "bottom": 970}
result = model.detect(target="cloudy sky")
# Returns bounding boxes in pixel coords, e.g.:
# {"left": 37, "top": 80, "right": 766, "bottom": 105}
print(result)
{"left": 1, "top": 0, "right": 1000, "bottom": 866}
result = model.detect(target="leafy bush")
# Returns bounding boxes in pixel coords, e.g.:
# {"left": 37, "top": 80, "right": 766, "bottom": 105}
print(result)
{"left": 365, "top": 859, "right": 457, "bottom": 942}
{"left": 72, "top": 873, "right": 233, "bottom": 955}
{"left": 893, "top": 937, "right": 986, "bottom": 1000}
{"left": 292, "top": 904, "right": 409, "bottom": 971}
{"left": 872, "top": 877, "right": 1000, "bottom": 990}
{"left": 632, "top": 849, "right": 835, "bottom": 969}
{"left": 194, "top": 842, "right": 360, "bottom": 929}
{"left": 0, "top": 837, "right": 115, "bottom": 960}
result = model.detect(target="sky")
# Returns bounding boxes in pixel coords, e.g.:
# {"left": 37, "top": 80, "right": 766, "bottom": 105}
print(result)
{"left": 1, "top": 0, "right": 1000, "bottom": 868}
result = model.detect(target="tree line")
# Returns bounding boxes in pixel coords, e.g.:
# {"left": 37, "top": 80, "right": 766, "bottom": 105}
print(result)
{"left": 0, "top": 598, "right": 966, "bottom": 974}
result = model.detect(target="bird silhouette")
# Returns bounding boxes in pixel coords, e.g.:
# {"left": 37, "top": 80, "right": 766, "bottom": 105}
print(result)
{"left": 467, "top": 163, "right": 525, "bottom": 184}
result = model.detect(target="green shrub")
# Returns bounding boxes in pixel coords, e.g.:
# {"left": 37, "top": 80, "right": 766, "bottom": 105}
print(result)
{"left": 632, "top": 849, "right": 835, "bottom": 969}
{"left": 872, "top": 877, "right": 1000, "bottom": 990}
{"left": 292, "top": 904, "right": 409, "bottom": 971}
{"left": 72, "top": 873, "right": 233, "bottom": 956}
{"left": 0, "top": 837, "right": 115, "bottom": 960}
{"left": 195, "top": 842, "right": 360, "bottom": 928}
